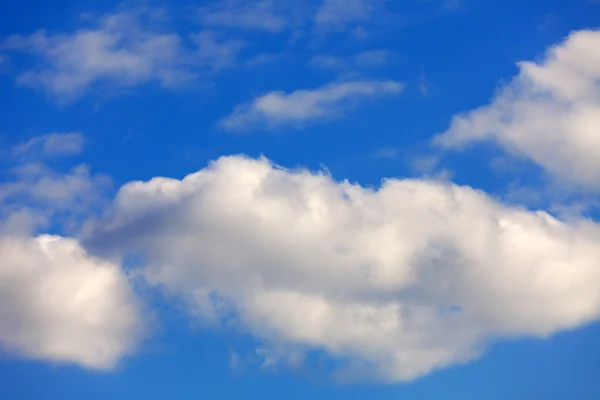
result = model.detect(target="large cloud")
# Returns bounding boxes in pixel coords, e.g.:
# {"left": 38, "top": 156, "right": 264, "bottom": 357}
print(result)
{"left": 83, "top": 155, "right": 600, "bottom": 381}
{"left": 0, "top": 234, "right": 144, "bottom": 369}
{"left": 435, "top": 29, "right": 600, "bottom": 191}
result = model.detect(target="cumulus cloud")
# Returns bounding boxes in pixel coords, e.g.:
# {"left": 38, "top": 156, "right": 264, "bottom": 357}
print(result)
{"left": 83, "top": 155, "right": 600, "bottom": 382}
{"left": 0, "top": 234, "right": 144, "bottom": 369}
{"left": 0, "top": 133, "right": 145, "bottom": 370}
{"left": 220, "top": 80, "right": 404, "bottom": 131}
{"left": 435, "top": 29, "right": 600, "bottom": 191}
{"left": 11, "top": 132, "right": 85, "bottom": 158}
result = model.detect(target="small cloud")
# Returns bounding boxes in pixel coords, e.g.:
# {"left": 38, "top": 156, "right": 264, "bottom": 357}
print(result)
{"left": 373, "top": 147, "right": 399, "bottom": 159}
{"left": 189, "top": 30, "right": 244, "bottom": 70}
{"left": 246, "top": 52, "right": 288, "bottom": 67}
{"left": 0, "top": 7, "right": 245, "bottom": 102}
{"left": 11, "top": 132, "right": 85, "bottom": 159}
{"left": 309, "top": 49, "right": 395, "bottom": 71}
{"left": 409, "top": 154, "right": 444, "bottom": 176}
{"left": 308, "top": 54, "right": 347, "bottom": 70}
{"left": 418, "top": 73, "right": 430, "bottom": 97}
{"left": 315, "top": 0, "right": 382, "bottom": 31}
{"left": 220, "top": 80, "right": 404, "bottom": 132}
{"left": 354, "top": 49, "right": 393, "bottom": 68}
{"left": 198, "top": 0, "right": 289, "bottom": 32}
{"left": 1, "top": 8, "right": 192, "bottom": 102}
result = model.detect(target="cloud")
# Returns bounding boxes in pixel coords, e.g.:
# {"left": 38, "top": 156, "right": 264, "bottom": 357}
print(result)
{"left": 1, "top": 134, "right": 110, "bottom": 235}
{"left": 353, "top": 49, "right": 393, "bottom": 68}
{"left": 309, "top": 50, "right": 394, "bottom": 70}
{"left": 308, "top": 54, "right": 347, "bottom": 70}
{"left": 435, "top": 29, "right": 600, "bottom": 191}
{"left": 198, "top": 0, "right": 290, "bottom": 32}
{"left": 1, "top": 8, "right": 244, "bottom": 101}
{"left": 315, "top": 0, "right": 381, "bottom": 31}
{"left": 0, "top": 133, "right": 144, "bottom": 370}
{"left": 11, "top": 132, "right": 85, "bottom": 158}
{"left": 189, "top": 30, "right": 244, "bottom": 70}
{"left": 83, "top": 155, "right": 600, "bottom": 382}
{"left": 1, "top": 9, "right": 189, "bottom": 101}
{"left": 0, "top": 234, "right": 144, "bottom": 369}
{"left": 220, "top": 80, "right": 404, "bottom": 131}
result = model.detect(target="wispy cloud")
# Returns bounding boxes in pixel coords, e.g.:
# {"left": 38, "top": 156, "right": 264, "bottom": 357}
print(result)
{"left": 11, "top": 132, "right": 85, "bottom": 159}
{"left": 198, "top": 0, "right": 290, "bottom": 32}
{"left": 1, "top": 8, "right": 244, "bottom": 102}
{"left": 314, "top": 0, "right": 382, "bottom": 31}
{"left": 309, "top": 49, "right": 395, "bottom": 70}
{"left": 220, "top": 80, "right": 404, "bottom": 132}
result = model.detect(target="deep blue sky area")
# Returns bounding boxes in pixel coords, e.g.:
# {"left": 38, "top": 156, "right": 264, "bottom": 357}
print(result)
{"left": 1, "top": 0, "right": 600, "bottom": 399}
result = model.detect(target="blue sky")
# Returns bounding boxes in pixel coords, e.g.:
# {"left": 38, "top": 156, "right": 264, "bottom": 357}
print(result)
{"left": 1, "top": 0, "right": 600, "bottom": 398}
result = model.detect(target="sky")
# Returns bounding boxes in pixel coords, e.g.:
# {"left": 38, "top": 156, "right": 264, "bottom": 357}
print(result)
{"left": 1, "top": 0, "right": 600, "bottom": 398}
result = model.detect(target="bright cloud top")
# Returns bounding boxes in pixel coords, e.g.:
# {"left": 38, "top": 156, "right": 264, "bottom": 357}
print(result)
{"left": 435, "top": 29, "right": 600, "bottom": 191}
{"left": 0, "top": 235, "right": 144, "bottom": 370}
{"left": 221, "top": 80, "right": 404, "bottom": 132}
{"left": 83, "top": 155, "right": 600, "bottom": 382}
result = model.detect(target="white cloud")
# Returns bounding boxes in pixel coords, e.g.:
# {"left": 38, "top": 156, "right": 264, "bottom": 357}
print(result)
{"left": 315, "top": 0, "right": 381, "bottom": 31}
{"left": 199, "top": 0, "right": 289, "bottom": 32}
{"left": 1, "top": 8, "right": 244, "bottom": 101}
{"left": 373, "top": 147, "right": 399, "bottom": 159}
{"left": 83, "top": 155, "right": 600, "bottom": 382}
{"left": 354, "top": 49, "right": 393, "bottom": 68}
{"left": 220, "top": 80, "right": 404, "bottom": 131}
{"left": 435, "top": 29, "right": 600, "bottom": 191}
{"left": 0, "top": 163, "right": 111, "bottom": 214}
{"left": 189, "top": 30, "right": 244, "bottom": 70}
{"left": 11, "top": 132, "right": 85, "bottom": 158}
{"left": 2, "top": 9, "right": 188, "bottom": 101}
{"left": 308, "top": 54, "right": 347, "bottom": 70}
{"left": 0, "top": 234, "right": 144, "bottom": 369}
{"left": 0, "top": 134, "right": 110, "bottom": 236}
{"left": 309, "top": 50, "right": 394, "bottom": 70}
{"left": 0, "top": 133, "right": 144, "bottom": 370}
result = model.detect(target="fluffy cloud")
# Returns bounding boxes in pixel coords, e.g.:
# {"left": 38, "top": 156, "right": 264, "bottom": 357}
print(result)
{"left": 1, "top": 9, "right": 188, "bottom": 101}
{"left": 435, "top": 29, "right": 600, "bottom": 191}
{"left": 0, "top": 234, "right": 144, "bottom": 369}
{"left": 220, "top": 80, "right": 404, "bottom": 131}
{"left": 0, "top": 134, "right": 144, "bottom": 370}
{"left": 1, "top": 8, "right": 244, "bottom": 101}
{"left": 83, "top": 155, "right": 600, "bottom": 382}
